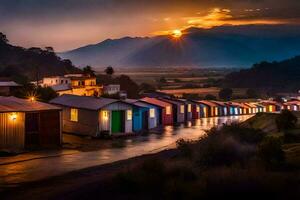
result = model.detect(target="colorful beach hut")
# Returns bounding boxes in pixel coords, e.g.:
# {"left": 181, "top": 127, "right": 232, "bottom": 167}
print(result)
{"left": 140, "top": 97, "right": 173, "bottom": 125}
{"left": 0, "top": 96, "right": 62, "bottom": 150}
{"left": 124, "top": 99, "right": 161, "bottom": 132}
{"left": 158, "top": 98, "right": 185, "bottom": 124}
{"left": 198, "top": 100, "right": 219, "bottom": 117}
{"left": 50, "top": 94, "right": 138, "bottom": 136}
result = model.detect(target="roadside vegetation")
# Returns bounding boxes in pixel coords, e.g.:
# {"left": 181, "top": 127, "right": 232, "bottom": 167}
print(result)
{"left": 106, "top": 110, "right": 300, "bottom": 199}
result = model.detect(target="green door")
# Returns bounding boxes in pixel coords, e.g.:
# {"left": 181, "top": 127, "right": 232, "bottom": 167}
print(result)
{"left": 111, "top": 111, "right": 122, "bottom": 133}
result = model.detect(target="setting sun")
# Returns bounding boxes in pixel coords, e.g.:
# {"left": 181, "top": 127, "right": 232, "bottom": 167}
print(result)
{"left": 172, "top": 29, "right": 182, "bottom": 38}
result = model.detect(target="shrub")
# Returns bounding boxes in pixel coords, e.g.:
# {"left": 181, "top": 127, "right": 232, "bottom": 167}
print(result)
{"left": 176, "top": 139, "right": 193, "bottom": 158}
{"left": 220, "top": 123, "right": 265, "bottom": 144}
{"left": 257, "top": 137, "right": 285, "bottom": 168}
{"left": 194, "top": 124, "right": 263, "bottom": 167}
{"left": 276, "top": 110, "right": 297, "bottom": 131}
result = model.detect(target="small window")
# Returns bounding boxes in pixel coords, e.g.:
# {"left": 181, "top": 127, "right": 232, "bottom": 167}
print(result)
{"left": 65, "top": 80, "right": 68, "bottom": 84}
{"left": 166, "top": 106, "right": 171, "bottom": 115}
{"left": 70, "top": 108, "right": 78, "bottom": 122}
{"left": 214, "top": 107, "right": 218, "bottom": 116}
{"left": 149, "top": 108, "right": 155, "bottom": 118}
{"left": 127, "top": 110, "right": 132, "bottom": 120}
{"left": 102, "top": 110, "right": 109, "bottom": 120}
{"left": 61, "top": 80, "right": 63, "bottom": 84}
{"left": 180, "top": 105, "right": 185, "bottom": 114}
{"left": 269, "top": 105, "right": 273, "bottom": 112}
{"left": 235, "top": 108, "right": 238, "bottom": 114}
{"left": 187, "top": 104, "right": 192, "bottom": 112}
{"left": 196, "top": 106, "right": 200, "bottom": 113}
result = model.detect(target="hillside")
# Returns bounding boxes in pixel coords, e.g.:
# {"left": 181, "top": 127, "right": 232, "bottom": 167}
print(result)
{"left": 223, "top": 56, "right": 300, "bottom": 92}
{"left": 59, "top": 25, "right": 300, "bottom": 68}
{"left": 0, "top": 33, "right": 81, "bottom": 81}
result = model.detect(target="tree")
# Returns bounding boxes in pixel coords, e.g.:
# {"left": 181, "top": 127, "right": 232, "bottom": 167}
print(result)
{"left": 45, "top": 46, "right": 54, "bottom": 53}
{"left": 83, "top": 65, "right": 95, "bottom": 77}
{"left": 275, "top": 110, "right": 298, "bottom": 131}
{"left": 204, "top": 94, "right": 216, "bottom": 100}
{"left": 36, "top": 86, "right": 58, "bottom": 102}
{"left": 105, "top": 66, "right": 114, "bottom": 76}
{"left": 246, "top": 88, "right": 258, "bottom": 98}
{"left": 115, "top": 75, "right": 139, "bottom": 98}
{"left": 0, "top": 32, "right": 8, "bottom": 43}
{"left": 139, "top": 83, "right": 156, "bottom": 93}
{"left": 218, "top": 88, "right": 233, "bottom": 101}
{"left": 258, "top": 137, "right": 285, "bottom": 167}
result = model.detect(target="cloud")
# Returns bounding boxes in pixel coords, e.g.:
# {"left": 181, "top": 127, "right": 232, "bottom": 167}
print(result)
{"left": 1, "top": 0, "right": 300, "bottom": 50}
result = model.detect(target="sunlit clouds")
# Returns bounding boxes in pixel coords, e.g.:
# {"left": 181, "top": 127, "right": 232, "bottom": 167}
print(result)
{"left": 155, "top": 7, "right": 287, "bottom": 37}
{"left": 1, "top": 0, "right": 300, "bottom": 51}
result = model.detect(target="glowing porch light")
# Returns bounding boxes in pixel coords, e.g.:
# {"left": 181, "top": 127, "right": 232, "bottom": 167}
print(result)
{"left": 10, "top": 112, "right": 17, "bottom": 121}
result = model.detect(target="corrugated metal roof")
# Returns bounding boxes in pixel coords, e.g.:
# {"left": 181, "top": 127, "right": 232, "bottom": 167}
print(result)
{"left": 260, "top": 100, "right": 282, "bottom": 106}
{"left": 198, "top": 100, "right": 218, "bottom": 107}
{"left": 0, "top": 81, "right": 21, "bottom": 87}
{"left": 0, "top": 96, "right": 61, "bottom": 112}
{"left": 244, "top": 103, "right": 257, "bottom": 108}
{"left": 211, "top": 101, "right": 227, "bottom": 106}
{"left": 140, "top": 97, "right": 172, "bottom": 108}
{"left": 50, "top": 94, "right": 119, "bottom": 110}
{"left": 285, "top": 100, "right": 300, "bottom": 105}
{"left": 159, "top": 98, "right": 184, "bottom": 106}
{"left": 51, "top": 84, "right": 72, "bottom": 92}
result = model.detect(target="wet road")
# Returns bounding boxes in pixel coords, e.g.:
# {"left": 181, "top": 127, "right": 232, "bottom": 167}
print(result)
{"left": 0, "top": 115, "right": 252, "bottom": 188}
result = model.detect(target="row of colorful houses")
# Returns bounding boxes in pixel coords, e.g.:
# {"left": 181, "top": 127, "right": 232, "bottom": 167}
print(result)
{"left": 1, "top": 94, "right": 300, "bottom": 150}
{"left": 50, "top": 95, "right": 300, "bottom": 137}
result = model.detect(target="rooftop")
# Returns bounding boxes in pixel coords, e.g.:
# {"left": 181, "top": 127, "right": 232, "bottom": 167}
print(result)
{"left": 50, "top": 94, "right": 119, "bottom": 110}
{"left": 0, "top": 81, "right": 21, "bottom": 87}
{"left": 0, "top": 96, "right": 61, "bottom": 112}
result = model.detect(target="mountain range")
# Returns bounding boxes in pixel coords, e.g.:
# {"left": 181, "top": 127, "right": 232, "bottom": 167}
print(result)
{"left": 59, "top": 25, "right": 300, "bottom": 69}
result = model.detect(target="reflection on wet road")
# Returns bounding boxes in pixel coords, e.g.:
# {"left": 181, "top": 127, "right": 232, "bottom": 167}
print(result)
{"left": 0, "top": 115, "right": 252, "bottom": 188}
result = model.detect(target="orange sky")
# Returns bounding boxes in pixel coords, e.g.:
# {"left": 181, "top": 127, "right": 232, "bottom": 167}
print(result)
{"left": 0, "top": 0, "right": 299, "bottom": 51}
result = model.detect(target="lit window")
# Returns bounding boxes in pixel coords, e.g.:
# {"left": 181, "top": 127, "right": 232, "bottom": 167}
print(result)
{"left": 166, "top": 106, "right": 171, "bottom": 115}
{"left": 149, "top": 108, "right": 155, "bottom": 118}
{"left": 196, "top": 106, "right": 200, "bottom": 113}
{"left": 187, "top": 104, "right": 192, "bottom": 112}
{"left": 287, "top": 106, "right": 291, "bottom": 110}
{"left": 294, "top": 105, "right": 297, "bottom": 111}
{"left": 269, "top": 105, "right": 273, "bottom": 112}
{"left": 203, "top": 107, "right": 207, "bottom": 116}
{"left": 70, "top": 108, "right": 78, "bottom": 122}
{"left": 180, "top": 105, "right": 185, "bottom": 114}
{"left": 214, "top": 107, "right": 218, "bottom": 116}
{"left": 127, "top": 110, "right": 132, "bottom": 120}
{"left": 102, "top": 110, "right": 109, "bottom": 120}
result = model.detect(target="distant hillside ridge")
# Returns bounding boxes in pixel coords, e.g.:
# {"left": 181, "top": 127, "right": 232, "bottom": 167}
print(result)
{"left": 59, "top": 24, "right": 300, "bottom": 69}
{"left": 223, "top": 55, "right": 300, "bottom": 92}
{"left": 0, "top": 32, "right": 81, "bottom": 81}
